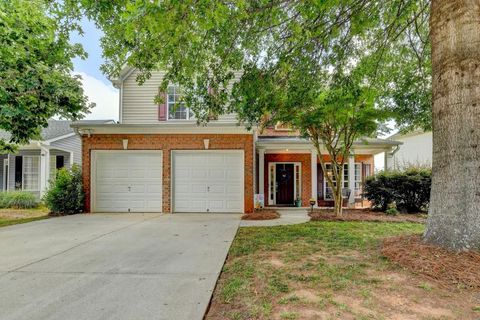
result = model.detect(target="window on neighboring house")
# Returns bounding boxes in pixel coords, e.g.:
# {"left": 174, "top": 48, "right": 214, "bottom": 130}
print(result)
{"left": 49, "top": 155, "right": 65, "bottom": 182}
{"left": 22, "top": 156, "right": 40, "bottom": 191}
{"left": 324, "top": 163, "right": 362, "bottom": 200}
{"left": 15, "top": 156, "right": 22, "bottom": 190}
{"left": 167, "top": 86, "right": 192, "bottom": 120}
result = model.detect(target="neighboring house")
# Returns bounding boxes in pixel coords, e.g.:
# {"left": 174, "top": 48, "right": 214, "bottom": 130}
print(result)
{"left": 0, "top": 119, "right": 113, "bottom": 198}
{"left": 72, "top": 68, "right": 401, "bottom": 214}
{"left": 387, "top": 130, "right": 432, "bottom": 170}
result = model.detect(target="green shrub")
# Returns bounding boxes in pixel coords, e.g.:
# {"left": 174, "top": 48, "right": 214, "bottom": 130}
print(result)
{"left": 44, "top": 164, "right": 84, "bottom": 215}
{"left": 363, "top": 167, "right": 431, "bottom": 213}
{"left": 0, "top": 191, "right": 38, "bottom": 209}
{"left": 385, "top": 207, "right": 399, "bottom": 216}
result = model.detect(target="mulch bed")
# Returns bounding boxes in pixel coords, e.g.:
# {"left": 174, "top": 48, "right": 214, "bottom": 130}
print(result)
{"left": 241, "top": 209, "right": 280, "bottom": 220}
{"left": 382, "top": 235, "right": 480, "bottom": 289}
{"left": 309, "top": 209, "right": 426, "bottom": 223}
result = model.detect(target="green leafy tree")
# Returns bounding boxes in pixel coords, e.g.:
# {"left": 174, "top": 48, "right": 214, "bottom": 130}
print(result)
{"left": 0, "top": 0, "right": 91, "bottom": 152}
{"left": 61, "top": 1, "right": 480, "bottom": 249}
{"left": 60, "top": 0, "right": 410, "bottom": 215}
{"left": 59, "top": 0, "right": 428, "bottom": 123}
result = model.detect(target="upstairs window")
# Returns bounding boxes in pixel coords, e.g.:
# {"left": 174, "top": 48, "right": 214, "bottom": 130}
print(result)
{"left": 167, "top": 86, "right": 192, "bottom": 120}
{"left": 274, "top": 122, "right": 293, "bottom": 131}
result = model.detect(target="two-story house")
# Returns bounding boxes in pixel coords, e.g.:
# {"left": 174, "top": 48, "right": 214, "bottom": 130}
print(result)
{"left": 72, "top": 68, "right": 401, "bottom": 214}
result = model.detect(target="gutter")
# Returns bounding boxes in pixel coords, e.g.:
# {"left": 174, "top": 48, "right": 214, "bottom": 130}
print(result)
{"left": 389, "top": 144, "right": 401, "bottom": 156}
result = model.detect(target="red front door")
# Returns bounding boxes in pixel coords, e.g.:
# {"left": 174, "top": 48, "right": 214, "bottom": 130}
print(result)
{"left": 275, "top": 164, "right": 295, "bottom": 205}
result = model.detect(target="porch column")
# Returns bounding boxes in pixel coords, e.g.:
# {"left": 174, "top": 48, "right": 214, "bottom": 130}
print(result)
{"left": 311, "top": 149, "right": 318, "bottom": 206}
{"left": 39, "top": 146, "right": 50, "bottom": 196}
{"left": 348, "top": 154, "right": 355, "bottom": 207}
{"left": 258, "top": 148, "right": 265, "bottom": 200}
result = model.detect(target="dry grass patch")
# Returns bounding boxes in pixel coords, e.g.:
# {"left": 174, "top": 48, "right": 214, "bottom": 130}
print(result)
{"left": 205, "top": 221, "right": 480, "bottom": 320}
{"left": 0, "top": 206, "right": 49, "bottom": 227}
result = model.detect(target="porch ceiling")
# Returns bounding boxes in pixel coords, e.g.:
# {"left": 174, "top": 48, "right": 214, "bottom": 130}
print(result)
{"left": 256, "top": 137, "right": 401, "bottom": 155}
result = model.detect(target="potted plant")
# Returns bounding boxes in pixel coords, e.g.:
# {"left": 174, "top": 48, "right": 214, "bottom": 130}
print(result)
{"left": 294, "top": 198, "right": 302, "bottom": 207}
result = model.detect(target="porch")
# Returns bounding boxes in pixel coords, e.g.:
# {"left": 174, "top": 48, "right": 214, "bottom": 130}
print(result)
{"left": 256, "top": 136, "right": 401, "bottom": 208}
{"left": 0, "top": 146, "right": 74, "bottom": 198}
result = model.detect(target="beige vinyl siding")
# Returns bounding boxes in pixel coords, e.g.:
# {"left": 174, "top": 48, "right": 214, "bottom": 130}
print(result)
{"left": 121, "top": 69, "right": 240, "bottom": 124}
{"left": 122, "top": 70, "right": 165, "bottom": 124}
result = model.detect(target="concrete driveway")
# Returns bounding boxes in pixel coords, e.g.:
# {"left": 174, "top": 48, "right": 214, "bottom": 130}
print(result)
{"left": 0, "top": 213, "right": 240, "bottom": 320}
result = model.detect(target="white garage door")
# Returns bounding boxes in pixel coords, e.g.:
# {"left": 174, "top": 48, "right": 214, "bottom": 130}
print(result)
{"left": 173, "top": 151, "right": 244, "bottom": 213}
{"left": 92, "top": 151, "right": 163, "bottom": 212}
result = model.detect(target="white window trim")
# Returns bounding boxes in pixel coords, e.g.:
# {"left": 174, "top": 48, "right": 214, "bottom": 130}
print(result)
{"left": 323, "top": 163, "right": 362, "bottom": 200}
{"left": 49, "top": 155, "right": 57, "bottom": 183}
{"left": 22, "top": 155, "right": 40, "bottom": 192}
{"left": 267, "top": 162, "right": 301, "bottom": 205}
{"left": 274, "top": 122, "right": 293, "bottom": 132}
{"left": 166, "top": 85, "right": 193, "bottom": 121}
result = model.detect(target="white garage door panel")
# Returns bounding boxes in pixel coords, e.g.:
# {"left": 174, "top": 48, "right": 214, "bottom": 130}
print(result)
{"left": 92, "top": 151, "right": 163, "bottom": 213}
{"left": 173, "top": 151, "right": 244, "bottom": 213}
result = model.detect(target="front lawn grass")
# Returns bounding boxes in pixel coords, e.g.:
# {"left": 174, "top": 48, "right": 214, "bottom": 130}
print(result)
{"left": 0, "top": 206, "right": 49, "bottom": 228}
{"left": 206, "top": 221, "right": 480, "bottom": 320}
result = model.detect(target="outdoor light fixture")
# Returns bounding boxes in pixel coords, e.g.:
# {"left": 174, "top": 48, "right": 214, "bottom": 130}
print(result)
{"left": 309, "top": 198, "right": 316, "bottom": 215}
{"left": 204, "top": 139, "right": 210, "bottom": 149}
{"left": 122, "top": 139, "right": 128, "bottom": 150}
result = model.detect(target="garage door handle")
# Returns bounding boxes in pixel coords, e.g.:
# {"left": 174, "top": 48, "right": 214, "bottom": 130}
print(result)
{"left": 207, "top": 186, "right": 210, "bottom": 192}
{"left": 128, "top": 186, "right": 131, "bottom": 191}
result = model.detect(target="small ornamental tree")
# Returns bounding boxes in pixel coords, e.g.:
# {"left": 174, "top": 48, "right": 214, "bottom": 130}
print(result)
{"left": 232, "top": 62, "right": 381, "bottom": 216}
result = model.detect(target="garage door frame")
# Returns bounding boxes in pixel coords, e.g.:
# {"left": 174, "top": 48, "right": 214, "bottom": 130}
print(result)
{"left": 171, "top": 150, "right": 245, "bottom": 213}
{"left": 91, "top": 150, "right": 163, "bottom": 213}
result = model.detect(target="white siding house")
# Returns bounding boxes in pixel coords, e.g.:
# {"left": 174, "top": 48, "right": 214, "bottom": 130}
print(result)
{"left": 0, "top": 119, "right": 113, "bottom": 198}
{"left": 388, "top": 130, "right": 432, "bottom": 169}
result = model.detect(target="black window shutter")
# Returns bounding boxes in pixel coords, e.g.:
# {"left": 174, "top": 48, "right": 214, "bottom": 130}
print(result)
{"left": 15, "top": 156, "right": 22, "bottom": 190}
{"left": 317, "top": 164, "right": 324, "bottom": 200}
{"left": 56, "top": 156, "right": 65, "bottom": 169}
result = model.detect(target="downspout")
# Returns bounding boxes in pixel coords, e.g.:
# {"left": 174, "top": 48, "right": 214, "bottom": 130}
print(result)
{"left": 385, "top": 145, "right": 401, "bottom": 171}
{"left": 390, "top": 145, "right": 401, "bottom": 156}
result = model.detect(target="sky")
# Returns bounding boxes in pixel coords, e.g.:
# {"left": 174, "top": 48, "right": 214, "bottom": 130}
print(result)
{"left": 70, "top": 18, "right": 119, "bottom": 121}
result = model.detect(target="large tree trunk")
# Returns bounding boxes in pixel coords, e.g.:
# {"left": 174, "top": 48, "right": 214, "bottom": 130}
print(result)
{"left": 424, "top": 0, "right": 480, "bottom": 250}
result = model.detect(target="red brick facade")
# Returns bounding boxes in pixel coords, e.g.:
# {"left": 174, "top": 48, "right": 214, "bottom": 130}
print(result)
{"left": 263, "top": 153, "right": 312, "bottom": 207}
{"left": 263, "top": 153, "right": 374, "bottom": 208}
{"left": 82, "top": 134, "right": 254, "bottom": 213}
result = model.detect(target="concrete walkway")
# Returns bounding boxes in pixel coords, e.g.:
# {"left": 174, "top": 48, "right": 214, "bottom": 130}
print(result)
{"left": 240, "top": 209, "right": 310, "bottom": 227}
{"left": 0, "top": 213, "right": 240, "bottom": 320}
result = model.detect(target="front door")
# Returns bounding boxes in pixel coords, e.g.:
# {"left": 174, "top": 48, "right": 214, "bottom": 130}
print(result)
{"left": 275, "top": 163, "right": 295, "bottom": 205}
